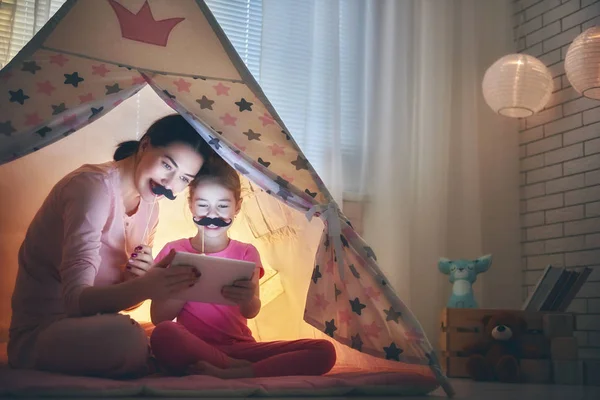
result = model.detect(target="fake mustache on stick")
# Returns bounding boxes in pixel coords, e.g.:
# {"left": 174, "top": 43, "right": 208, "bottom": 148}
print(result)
{"left": 193, "top": 216, "right": 232, "bottom": 227}
{"left": 151, "top": 184, "right": 176, "bottom": 200}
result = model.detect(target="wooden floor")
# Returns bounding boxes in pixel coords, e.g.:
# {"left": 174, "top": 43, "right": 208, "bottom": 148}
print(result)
{"left": 425, "top": 378, "right": 600, "bottom": 400}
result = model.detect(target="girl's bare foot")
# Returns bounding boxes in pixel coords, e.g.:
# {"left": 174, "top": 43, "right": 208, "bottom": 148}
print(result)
{"left": 228, "top": 357, "right": 252, "bottom": 368}
{"left": 187, "top": 360, "right": 254, "bottom": 379}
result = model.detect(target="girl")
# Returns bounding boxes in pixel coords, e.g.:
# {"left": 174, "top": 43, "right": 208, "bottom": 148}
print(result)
{"left": 8, "top": 114, "right": 211, "bottom": 378}
{"left": 150, "top": 157, "right": 337, "bottom": 378}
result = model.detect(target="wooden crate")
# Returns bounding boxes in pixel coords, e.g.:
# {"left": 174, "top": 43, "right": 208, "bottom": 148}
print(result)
{"left": 439, "top": 308, "right": 554, "bottom": 380}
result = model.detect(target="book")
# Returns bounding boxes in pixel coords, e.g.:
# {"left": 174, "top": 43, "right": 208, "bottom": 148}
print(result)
{"left": 548, "top": 270, "right": 578, "bottom": 311}
{"left": 524, "top": 265, "right": 564, "bottom": 311}
{"left": 540, "top": 268, "right": 570, "bottom": 311}
{"left": 556, "top": 267, "right": 592, "bottom": 312}
{"left": 522, "top": 265, "right": 551, "bottom": 311}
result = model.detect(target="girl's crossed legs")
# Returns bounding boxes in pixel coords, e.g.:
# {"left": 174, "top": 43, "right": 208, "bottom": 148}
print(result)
{"left": 150, "top": 321, "right": 336, "bottom": 378}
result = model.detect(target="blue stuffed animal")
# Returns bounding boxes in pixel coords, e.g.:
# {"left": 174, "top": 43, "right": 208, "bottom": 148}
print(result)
{"left": 438, "top": 255, "right": 492, "bottom": 308}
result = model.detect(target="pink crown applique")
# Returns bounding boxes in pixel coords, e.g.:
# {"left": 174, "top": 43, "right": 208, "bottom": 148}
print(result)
{"left": 107, "top": 0, "right": 185, "bottom": 47}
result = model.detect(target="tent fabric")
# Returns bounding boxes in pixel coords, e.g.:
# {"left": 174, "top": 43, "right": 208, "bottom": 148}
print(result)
{"left": 0, "top": 1, "right": 453, "bottom": 396}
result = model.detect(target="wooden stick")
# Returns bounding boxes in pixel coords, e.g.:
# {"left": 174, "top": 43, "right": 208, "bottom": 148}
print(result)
{"left": 141, "top": 197, "right": 157, "bottom": 245}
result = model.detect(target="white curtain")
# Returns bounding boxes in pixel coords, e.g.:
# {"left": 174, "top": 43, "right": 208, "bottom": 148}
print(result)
{"left": 260, "top": 0, "right": 522, "bottom": 342}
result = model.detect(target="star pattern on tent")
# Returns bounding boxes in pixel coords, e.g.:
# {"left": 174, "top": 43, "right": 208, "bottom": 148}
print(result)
{"left": 324, "top": 319, "right": 337, "bottom": 338}
{"left": 36, "top": 126, "right": 51, "bottom": 137}
{"left": 92, "top": 64, "right": 110, "bottom": 77}
{"left": 305, "top": 189, "right": 317, "bottom": 198}
{"left": 50, "top": 53, "right": 68, "bottom": 66}
{"left": 364, "top": 286, "right": 381, "bottom": 302}
{"left": 384, "top": 307, "right": 402, "bottom": 323}
{"left": 351, "top": 334, "right": 363, "bottom": 352}
{"left": 291, "top": 155, "right": 309, "bottom": 170}
{"left": 208, "top": 136, "right": 221, "bottom": 150}
{"left": 0, "top": 120, "right": 16, "bottom": 136}
{"left": 105, "top": 83, "right": 122, "bottom": 95}
{"left": 173, "top": 78, "right": 191, "bottom": 92}
{"left": 281, "top": 174, "right": 294, "bottom": 183}
{"left": 196, "top": 95, "right": 214, "bottom": 110}
{"left": 334, "top": 284, "right": 342, "bottom": 301}
{"left": 89, "top": 107, "right": 104, "bottom": 120}
{"left": 350, "top": 297, "right": 366, "bottom": 316}
{"left": 365, "top": 246, "right": 377, "bottom": 261}
{"left": 79, "top": 93, "right": 95, "bottom": 104}
{"left": 132, "top": 75, "right": 146, "bottom": 85}
{"left": 339, "top": 309, "right": 353, "bottom": 325}
{"left": 349, "top": 264, "right": 360, "bottom": 279}
{"left": 234, "top": 142, "right": 246, "bottom": 152}
{"left": 220, "top": 113, "right": 237, "bottom": 126}
{"left": 311, "top": 265, "right": 322, "bottom": 284}
{"left": 268, "top": 143, "right": 285, "bottom": 156}
{"left": 51, "top": 103, "right": 67, "bottom": 115}
{"left": 9, "top": 89, "right": 29, "bottom": 105}
{"left": 22, "top": 61, "right": 41, "bottom": 74}
{"left": 383, "top": 342, "right": 403, "bottom": 361}
{"left": 37, "top": 81, "right": 56, "bottom": 96}
{"left": 258, "top": 112, "right": 274, "bottom": 126}
{"left": 363, "top": 321, "right": 382, "bottom": 338}
{"left": 257, "top": 157, "right": 270, "bottom": 168}
{"left": 24, "top": 113, "right": 42, "bottom": 126}
{"left": 314, "top": 293, "right": 329, "bottom": 310}
{"left": 213, "top": 82, "right": 230, "bottom": 96}
{"left": 235, "top": 98, "right": 253, "bottom": 112}
{"left": 243, "top": 129, "right": 261, "bottom": 141}
{"left": 64, "top": 72, "right": 84, "bottom": 87}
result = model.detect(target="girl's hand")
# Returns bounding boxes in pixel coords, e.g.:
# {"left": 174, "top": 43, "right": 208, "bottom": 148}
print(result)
{"left": 139, "top": 250, "right": 201, "bottom": 300}
{"left": 126, "top": 245, "right": 154, "bottom": 277}
{"left": 222, "top": 271, "right": 258, "bottom": 306}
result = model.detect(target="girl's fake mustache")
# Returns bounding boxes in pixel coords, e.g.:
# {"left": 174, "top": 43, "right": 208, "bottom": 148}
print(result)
{"left": 193, "top": 216, "right": 232, "bottom": 227}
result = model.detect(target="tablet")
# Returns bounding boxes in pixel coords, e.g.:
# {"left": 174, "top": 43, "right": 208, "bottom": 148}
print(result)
{"left": 169, "top": 251, "right": 256, "bottom": 306}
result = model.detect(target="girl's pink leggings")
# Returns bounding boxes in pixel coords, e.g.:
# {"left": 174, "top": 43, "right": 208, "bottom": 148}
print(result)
{"left": 150, "top": 321, "right": 337, "bottom": 377}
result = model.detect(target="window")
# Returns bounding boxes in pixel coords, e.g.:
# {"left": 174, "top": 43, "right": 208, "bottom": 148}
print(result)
{"left": 0, "top": 0, "right": 66, "bottom": 68}
{"left": 205, "top": 0, "right": 262, "bottom": 82}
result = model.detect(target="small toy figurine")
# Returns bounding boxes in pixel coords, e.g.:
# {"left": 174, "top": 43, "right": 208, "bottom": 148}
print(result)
{"left": 438, "top": 255, "right": 492, "bottom": 308}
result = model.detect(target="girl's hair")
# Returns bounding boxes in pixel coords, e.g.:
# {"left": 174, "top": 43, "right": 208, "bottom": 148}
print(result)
{"left": 188, "top": 154, "right": 242, "bottom": 204}
{"left": 113, "top": 114, "right": 212, "bottom": 173}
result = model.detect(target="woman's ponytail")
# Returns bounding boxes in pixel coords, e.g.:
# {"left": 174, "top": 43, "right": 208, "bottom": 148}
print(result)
{"left": 113, "top": 140, "right": 140, "bottom": 161}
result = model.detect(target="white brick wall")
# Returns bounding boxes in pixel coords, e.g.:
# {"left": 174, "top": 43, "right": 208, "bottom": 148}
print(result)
{"left": 515, "top": 0, "right": 600, "bottom": 360}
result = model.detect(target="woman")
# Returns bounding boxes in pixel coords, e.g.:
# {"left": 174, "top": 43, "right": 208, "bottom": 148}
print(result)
{"left": 8, "top": 114, "right": 212, "bottom": 378}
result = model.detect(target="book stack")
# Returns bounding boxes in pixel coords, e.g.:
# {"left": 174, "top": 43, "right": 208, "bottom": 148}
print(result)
{"left": 522, "top": 266, "right": 592, "bottom": 312}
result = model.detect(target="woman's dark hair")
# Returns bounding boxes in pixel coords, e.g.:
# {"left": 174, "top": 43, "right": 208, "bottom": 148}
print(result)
{"left": 113, "top": 114, "right": 212, "bottom": 171}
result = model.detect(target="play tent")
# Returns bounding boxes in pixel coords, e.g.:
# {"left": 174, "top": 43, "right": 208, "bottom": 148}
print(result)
{"left": 0, "top": 0, "right": 453, "bottom": 396}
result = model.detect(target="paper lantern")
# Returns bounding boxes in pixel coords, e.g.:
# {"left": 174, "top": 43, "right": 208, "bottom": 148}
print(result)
{"left": 482, "top": 54, "right": 553, "bottom": 118}
{"left": 565, "top": 26, "right": 600, "bottom": 100}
